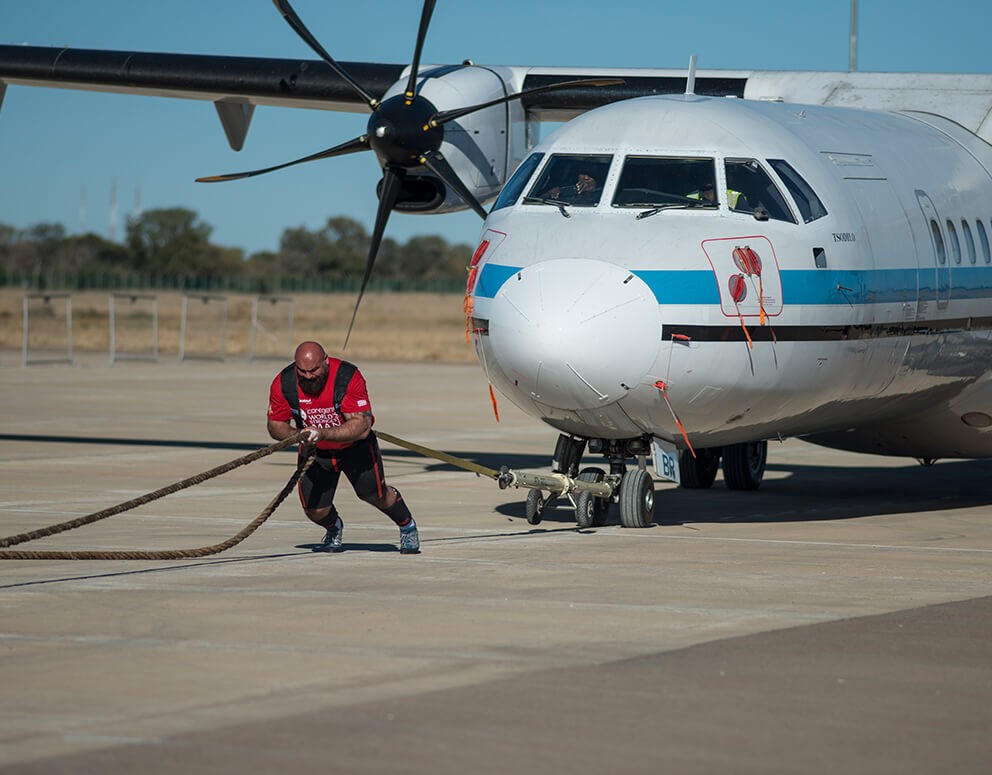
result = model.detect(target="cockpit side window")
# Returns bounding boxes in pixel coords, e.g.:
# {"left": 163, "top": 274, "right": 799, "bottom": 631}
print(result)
{"left": 725, "top": 158, "right": 797, "bottom": 223}
{"left": 527, "top": 154, "right": 613, "bottom": 207}
{"left": 767, "top": 159, "right": 828, "bottom": 223}
{"left": 492, "top": 152, "right": 545, "bottom": 212}
{"left": 612, "top": 157, "right": 718, "bottom": 207}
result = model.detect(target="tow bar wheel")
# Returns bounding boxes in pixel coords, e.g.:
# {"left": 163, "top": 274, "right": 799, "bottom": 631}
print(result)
{"left": 619, "top": 469, "right": 655, "bottom": 528}
{"left": 525, "top": 488, "right": 545, "bottom": 525}
{"left": 575, "top": 467, "right": 608, "bottom": 528}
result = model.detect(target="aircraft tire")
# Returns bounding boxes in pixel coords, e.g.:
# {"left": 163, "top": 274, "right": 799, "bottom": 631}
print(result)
{"left": 721, "top": 441, "right": 767, "bottom": 491}
{"left": 679, "top": 448, "right": 720, "bottom": 489}
{"left": 576, "top": 467, "right": 608, "bottom": 527}
{"left": 619, "top": 468, "right": 655, "bottom": 528}
{"left": 525, "top": 489, "right": 545, "bottom": 525}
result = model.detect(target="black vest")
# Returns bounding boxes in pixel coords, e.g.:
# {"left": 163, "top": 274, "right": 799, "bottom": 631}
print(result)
{"left": 278, "top": 360, "right": 357, "bottom": 429}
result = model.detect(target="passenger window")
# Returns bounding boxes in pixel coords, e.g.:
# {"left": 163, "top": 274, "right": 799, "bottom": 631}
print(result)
{"left": 612, "top": 157, "right": 718, "bottom": 208}
{"left": 930, "top": 220, "right": 946, "bottom": 265}
{"left": 725, "top": 158, "right": 796, "bottom": 223}
{"left": 492, "top": 152, "right": 544, "bottom": 212}
{"left": 527, "top": 154, "right": 613, "bottom": 207}
{"left": 962, "top": 220, "right": 977, "bottom": 264}
{"left": 767, "top": 159, "right": 827, "bottom": 223}
{"left": 946, "top": 220, "right": 961, "bottom": 264}
{"left": 977, "top": 220, "right": 991, "bottom": 264}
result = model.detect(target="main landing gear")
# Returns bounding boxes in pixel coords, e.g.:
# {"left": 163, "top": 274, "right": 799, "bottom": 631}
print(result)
{"left": 678, "top": 441, "right": 767, "bottom": 491}
{"left": 519, "top": 436, "right": 770, "bottom": 529}
{"left": 523, "top": 434, "right": 655, "bottom": 529}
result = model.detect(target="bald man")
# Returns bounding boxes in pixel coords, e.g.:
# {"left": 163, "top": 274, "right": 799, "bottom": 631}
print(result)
{"left": 266, "top": 341, "right": 419, "bottom": 554}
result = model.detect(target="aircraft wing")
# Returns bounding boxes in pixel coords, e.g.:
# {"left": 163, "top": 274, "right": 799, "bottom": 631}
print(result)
{"left": 0, "top": 45, "right": 404, "bottom": 114}
{"left": 2, "top": 45, "right": 992, "bottom": 143}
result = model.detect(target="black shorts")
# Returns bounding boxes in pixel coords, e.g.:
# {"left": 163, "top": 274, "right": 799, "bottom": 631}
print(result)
{"left": 297, "top": 432, "right": 388, "bottom": 511}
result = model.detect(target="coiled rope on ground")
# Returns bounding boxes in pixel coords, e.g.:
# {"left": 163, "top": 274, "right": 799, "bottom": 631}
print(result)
{"left": 0, "top": 431, "right": 500, "bottom": 561}
{"left": 0, "top": 433, "right": 315, "bottom": 561}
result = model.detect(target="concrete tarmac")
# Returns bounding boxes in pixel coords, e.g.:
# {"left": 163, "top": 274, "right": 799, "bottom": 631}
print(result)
{"left": 1, "top": 353, "right": 990, "bottom": 773}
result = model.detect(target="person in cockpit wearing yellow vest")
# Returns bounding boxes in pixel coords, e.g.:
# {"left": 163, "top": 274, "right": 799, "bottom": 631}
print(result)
{"left": 687, "top": 181, "right": 747, "bottom": 209}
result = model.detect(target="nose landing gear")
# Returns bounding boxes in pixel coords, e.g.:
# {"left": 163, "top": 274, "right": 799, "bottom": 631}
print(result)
{"left": 516, "top": 436, "right": 770, "bottom": 528}
{"left": 522, "top": 434, "right": 656, "bottom": 528}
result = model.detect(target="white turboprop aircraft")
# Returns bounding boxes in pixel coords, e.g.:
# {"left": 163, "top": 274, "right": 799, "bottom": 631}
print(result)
{"left": 3, "top": 1, "right": 992, "bottom": 528}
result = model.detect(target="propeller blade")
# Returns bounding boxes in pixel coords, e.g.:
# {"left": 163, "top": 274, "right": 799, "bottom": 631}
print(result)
{"left": 196, "top": 135, "right": 369, "bottom": 183}
{"left": 403, "top": 0, "right": 437, "bottom": 102}
{"left": 272, "top": 0, "right": 380, "bottom": 108}
{"left": 428, "top": 78, "right": 625, "bottom": 128}
{"left": 419, "top": 150, "right": 489, "bottom": 220}
{"left": 343, "top": 166, "right": 405, "bottom": 348}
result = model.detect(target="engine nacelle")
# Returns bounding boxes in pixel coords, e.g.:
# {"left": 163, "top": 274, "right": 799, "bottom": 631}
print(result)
{"left": 377, "top": 64, "right": 529, "bottom": 214}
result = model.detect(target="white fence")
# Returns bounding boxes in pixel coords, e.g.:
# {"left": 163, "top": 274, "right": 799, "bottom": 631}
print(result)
{"left": 109, "top": 293, "right": 159, "bottom": 364}
{"left": 22, "top": 293, "right": 73, "bottom": 367}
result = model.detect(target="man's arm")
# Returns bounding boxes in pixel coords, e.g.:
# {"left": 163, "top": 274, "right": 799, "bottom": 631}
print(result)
{"left": 311, "top": 411, "right": 372, "bottom": 444}
{"left": 267, "top": 418, "right": 298, "bottom": 442}
{"left": 267, "top": 413, "right": 369, "bottom": 444}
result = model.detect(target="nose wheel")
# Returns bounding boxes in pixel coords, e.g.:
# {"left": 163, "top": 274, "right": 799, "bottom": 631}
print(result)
{"left": 618, "top": 468, "right": 655, "bottom": 528}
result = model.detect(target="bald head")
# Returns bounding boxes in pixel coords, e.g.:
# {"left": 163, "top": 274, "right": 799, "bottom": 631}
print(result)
{"left": 295, "top": 341, "right": 326, "bottom": 370}
{"left": 294, "top": 341, "right": 329, "bottom": 396}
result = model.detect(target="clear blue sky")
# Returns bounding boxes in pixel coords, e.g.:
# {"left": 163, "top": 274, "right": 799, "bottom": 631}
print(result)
{"left": 2, "top": 0, "right": 990, "bottom": 256}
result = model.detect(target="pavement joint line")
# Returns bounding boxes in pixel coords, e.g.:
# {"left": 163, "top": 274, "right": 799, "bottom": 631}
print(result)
{"left": 649, "top": 532, "right": 992, "bottom": 553}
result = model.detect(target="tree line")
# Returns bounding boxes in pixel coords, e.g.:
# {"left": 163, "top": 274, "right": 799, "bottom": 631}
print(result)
{"left": 0, "top": 208, "right": 473, "bottom": 292}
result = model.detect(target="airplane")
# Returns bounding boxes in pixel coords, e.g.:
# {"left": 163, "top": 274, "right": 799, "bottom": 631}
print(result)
{"left": 4, "top": 1, "right": 992, "bottom": 529}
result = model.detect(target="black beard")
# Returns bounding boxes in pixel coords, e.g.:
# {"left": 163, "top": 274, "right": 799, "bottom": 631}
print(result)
{"left": 299, "top": 373, "right": 328, "bottom": 396}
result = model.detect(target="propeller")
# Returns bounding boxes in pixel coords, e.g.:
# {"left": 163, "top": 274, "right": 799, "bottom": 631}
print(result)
{"left": 195, "top": 136, "right": 369, "bottom": 183}
{"left": 198, "top": 0, "right": 622, "bottom": 346}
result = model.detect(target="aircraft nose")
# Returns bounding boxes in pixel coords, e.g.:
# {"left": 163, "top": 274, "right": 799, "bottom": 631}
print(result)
{"left": 489, "top": 259, "right": 661, "bottom": 411}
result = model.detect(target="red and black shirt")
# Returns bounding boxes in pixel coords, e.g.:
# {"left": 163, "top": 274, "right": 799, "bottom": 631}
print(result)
{"left": 267, "top": 357, "right": 373, "bottom": 451}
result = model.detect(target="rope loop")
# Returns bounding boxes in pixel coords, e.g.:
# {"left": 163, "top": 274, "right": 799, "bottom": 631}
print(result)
{"left": 0, "top": 434, "right": 313, "bottom": 561}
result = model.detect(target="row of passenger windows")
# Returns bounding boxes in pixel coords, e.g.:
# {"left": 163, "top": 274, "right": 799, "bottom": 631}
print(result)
{"left": 492, "top": 152, "right": 828, "bottom": 225}
{"left": 929, "top": 218, "right": 992, "bottom": 265}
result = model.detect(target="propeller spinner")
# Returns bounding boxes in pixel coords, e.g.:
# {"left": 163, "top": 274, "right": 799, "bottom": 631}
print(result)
{"left": 197, "top": 0, "right": 621, "bottom": 347}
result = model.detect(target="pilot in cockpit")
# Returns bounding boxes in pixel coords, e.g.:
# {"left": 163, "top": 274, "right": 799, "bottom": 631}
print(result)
{"left": 687, "top": 181, "right": 748, "bottom": 210}
{"left": 543, "top": 171, "right": 602, "bottom": 205}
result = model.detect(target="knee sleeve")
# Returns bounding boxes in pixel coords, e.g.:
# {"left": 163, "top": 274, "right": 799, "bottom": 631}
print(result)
{"left": 380, "top": 487, "right": 413, "bottom": 527}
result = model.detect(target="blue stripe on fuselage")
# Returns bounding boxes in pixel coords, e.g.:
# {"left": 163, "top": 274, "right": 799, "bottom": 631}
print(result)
{"left": 474, "top": 263, "right": 992, "bottom": 304}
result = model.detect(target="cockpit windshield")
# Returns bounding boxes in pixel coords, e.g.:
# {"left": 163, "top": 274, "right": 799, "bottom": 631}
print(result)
{"left": 725, "top": 158, "right": 796, "bottom": 223}
{"left": 492, "top": 152, "right": 544, "bottom": 213}
{"left": 526, "top": 154, "right": 612, "bottom": 207}
{"left": 612, "top": 157, "right": 719, "bottom": 210}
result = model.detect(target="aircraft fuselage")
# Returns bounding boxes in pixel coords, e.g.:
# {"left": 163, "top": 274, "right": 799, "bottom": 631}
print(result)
{"left": 469, "top": 95, "right": 992, "bottom": 459}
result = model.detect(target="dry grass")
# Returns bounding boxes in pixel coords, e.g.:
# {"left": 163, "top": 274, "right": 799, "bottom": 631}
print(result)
{"left": 0, "top": 288, "right": 477, "bottom": 363}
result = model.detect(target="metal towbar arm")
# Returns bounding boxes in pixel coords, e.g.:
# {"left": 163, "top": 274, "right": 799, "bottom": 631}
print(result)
{"left": 496, "top": 466, "right": 614, "bottom": 498}
{"left": 374, "top": 431, "right": 615, "bottom": 498}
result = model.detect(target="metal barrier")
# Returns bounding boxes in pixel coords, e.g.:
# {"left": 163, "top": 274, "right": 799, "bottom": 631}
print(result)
{"left": 109, "top": 293, "right": 159, "bottom": 364}
{"left": 179, "top": 294, "right": 228, "bottom": 362}
{"left": 249, "top": 295, "right": 294, "bottom": 362}
{"left": 22, "top": 293, "right": 73, "bottom": 367}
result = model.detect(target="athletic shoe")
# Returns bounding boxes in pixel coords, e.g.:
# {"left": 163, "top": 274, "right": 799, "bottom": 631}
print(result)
{"left": 399, "top": 519, "right": 420, "bottom": 554}
{"left": 316, "top": 517, "right": 344, "bottom": 553}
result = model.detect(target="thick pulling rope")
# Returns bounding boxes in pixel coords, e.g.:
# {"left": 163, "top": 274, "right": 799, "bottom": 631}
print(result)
{"left": 0, "top": 434, "right": 314, "bottom": 561}
{"left": 376, "top": 432, "right": 612, "bottom": 498}
{"left": 375, "top": 431, "right": 500, "bottom": 480}
{"left": 0, "top": 428, "right": 610, "bottom": 561}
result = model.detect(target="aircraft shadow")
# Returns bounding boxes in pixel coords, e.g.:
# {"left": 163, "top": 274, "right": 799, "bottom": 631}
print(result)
{"left": 0, "top": 434, "right": 548, "bottom": 473}
{"left": 495, "top": 459, "right": 992, "bottom": 526}
{"left": 8, "top": 433, "right": 988, "bottom": 526}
